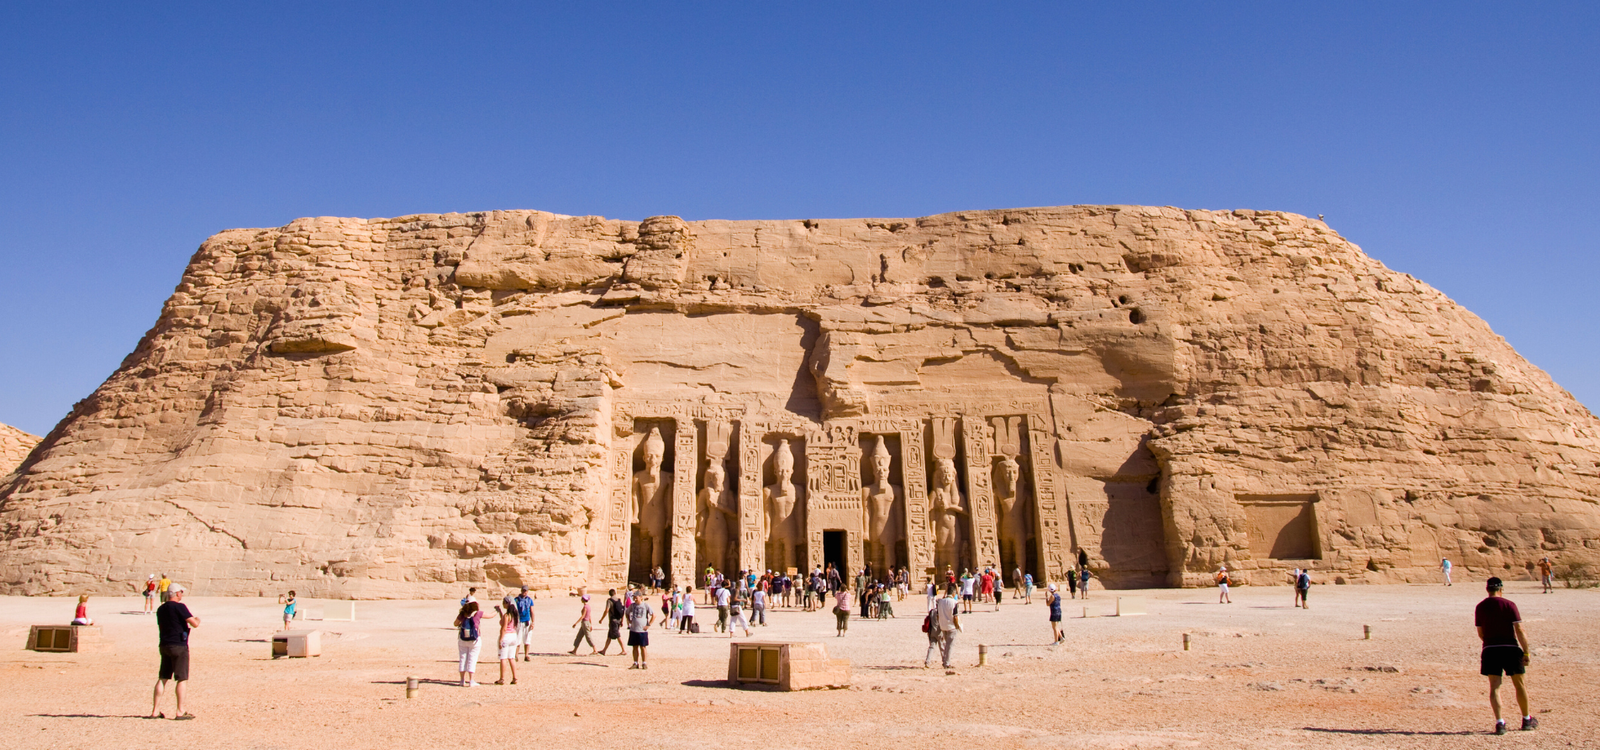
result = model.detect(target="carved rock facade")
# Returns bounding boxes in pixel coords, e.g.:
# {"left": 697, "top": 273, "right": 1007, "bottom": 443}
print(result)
{"left": 2, "top": 206, "right": 1597, "bottom": 596}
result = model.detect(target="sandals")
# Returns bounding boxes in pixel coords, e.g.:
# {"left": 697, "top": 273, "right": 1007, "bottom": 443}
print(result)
{"left": 174, "top": 713, "right": 195, "bottom": 720}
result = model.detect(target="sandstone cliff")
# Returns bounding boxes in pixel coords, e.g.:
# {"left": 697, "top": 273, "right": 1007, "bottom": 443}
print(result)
{"left": 0, "top": 423, "right": 40, "bottom": 478}
{"left": 2, "top": 206, "right": 1596, "bottom": 596}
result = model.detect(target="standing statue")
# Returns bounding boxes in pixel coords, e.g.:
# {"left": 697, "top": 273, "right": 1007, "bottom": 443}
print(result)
{"left": 763, "top": 439, "right": 805, "bottom": 571}
{"left": 991, "top": 416, "right": 1030, "bottom": 576}
{"left": 929, "top": 456, "right": 967, "bottom": 570}
{"left": 631, "top": 427, "right": 673, "bottom": 572}
{"left": 861, "top": 436, "right": 903, "bottom": 572}
{"left": 697, "top": 461, "right": 737, "bottom": 574}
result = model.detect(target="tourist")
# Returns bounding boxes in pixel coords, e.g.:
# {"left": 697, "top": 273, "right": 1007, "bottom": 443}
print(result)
{"left": 150, "top": 584, "right": 198, "bottom": 719}
{"left": 992, "top": 572, "right": 1003, "bottom": 611}
{"left": 924, "top": 578, "right": 937, "bottom": 613}
{"left": 751, "top": 585, "right": 766, "bottom": 626}
{"left": 1079, "top": 567, "right": 1092, "bottom": 600}
{"left": 1066, "top": 568, "right": 1077, "bottom": 599}
{"left": 454, "top": 600, "right": 483, "bottom": 687}
{"left": 1538, "top": 557, "right": 1554, "bottom": 593}
{"left": 157, "top": 573, "right": 172, "bottom": 603}
{"left": 627, "top": 592, "right": 654, "bottom": 669}
{"left": 661, "top": 587, "right": 675, "bottom": 632}
{"left": 1046, "top": 583, "right": 1063, "bottom": 644}
{"left": 1440, "top": 558, "right": 1453, "bottom": 586}
{"left": 926, "top": 584, "right": 962, "bottom": 670}
{"left": 460, "top": 586, "right": 478, "bottom": 606}
{"left": 570, "top": 594, "right": 597, "bottom": 655}
{"left": 727, "top": 595, "right": 752, "bottom": 637}
{"left": 1012, "top": 566, "right": 1024, "bottom": 599}
{"left": 980, "top": 568, "right": 994, "bottom": 605}
{"left": 960, "top": 571, "right": 975, "bottom": 613}
{"left": 494, "top": 604, "right": 518, "bottom": 685}
{"left": 71, "top": 594, "right": 93, "bottom": 626}
{"left": 514, "top": 585, "right": 535, "bottom": 661}
{"left": 143, "top": 574, "right": 157, "bottom": 614}
{"left": 834, "top": 587, "right": 851, "bottom": 636}
{"left": 1216, "top": 567, "right": 1231, "bottom": 604}
{"left": 1294, "top": 568, "right": 1310, "bottom": 609}
{"left": 1023, "top": 572, "right": 1034, "bottom": 604}
{"left": 282, "top": 590, "right": 296, "bottom": 630}
{"left": 878, "top": 585, "right": 894, "bottom": 618}
{"left": 597, "top": 588, "right": 625, "bottom": 656}
{"left": 680, "top": 587, "right": 697, "bottom": 633}
{"left": 1476, "top": 577, "right": 1536, "bottom": 734}
{"left": 715, "top": 583, "right": 732, "bottom": 631}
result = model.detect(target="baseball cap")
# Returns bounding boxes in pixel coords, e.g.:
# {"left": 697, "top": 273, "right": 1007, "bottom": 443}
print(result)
{"left": 1486, "top": 577, "right": 1504, "bottom": 590}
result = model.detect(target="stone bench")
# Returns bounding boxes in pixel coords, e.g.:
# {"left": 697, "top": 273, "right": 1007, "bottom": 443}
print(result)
{"left": 27, "top": 625, "right": 103, "bottom": 653}
{"left": 727, "top": 641, "right": 850, "bottom": 691}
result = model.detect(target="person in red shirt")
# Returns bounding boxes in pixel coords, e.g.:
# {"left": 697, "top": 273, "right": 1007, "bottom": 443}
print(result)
{"left": 1475, "top": 577, "right": 1536, "bottom": 734}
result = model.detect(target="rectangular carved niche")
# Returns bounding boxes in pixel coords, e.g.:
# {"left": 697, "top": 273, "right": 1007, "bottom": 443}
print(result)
{"left": 1239, "top": 494, "right": 1321, "bottom": 561}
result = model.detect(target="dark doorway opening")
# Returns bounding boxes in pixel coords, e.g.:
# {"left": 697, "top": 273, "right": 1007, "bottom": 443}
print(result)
{"left": 823, "top": 530, "right": 847, "bottom": 574}
{"left": 628, "top": 525, "right": 653, "bottom": 586}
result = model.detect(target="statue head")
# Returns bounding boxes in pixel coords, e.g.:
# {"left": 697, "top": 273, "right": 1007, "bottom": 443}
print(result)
{"left": 996, "top": 456, "right": 1019, "bottom": 499}
{"left": 934, "top": 457, "right": 957, "bottom": 488}
{"left": 773, "top": 439, "right": 794, "bottom": 484}
{"left": 869, "top": 436, "right": 892, "bottom": 484}
{"left": 643, "top": 427, "right": 665, "bottom": 472}
{"left": 704, "top": 461, "right": 726, "bottom": 493}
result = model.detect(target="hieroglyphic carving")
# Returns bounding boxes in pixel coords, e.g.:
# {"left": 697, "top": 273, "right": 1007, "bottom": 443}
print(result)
{"left": 804, "top": 421, "right": 863, "bottom": 573}
{"left": 1027, "top": 413, "right": 1071, "bottom": 584}
{"left": 736, "top": 420, "right": 764, "bottom": 574}
{"left": 605, "top": 437, "right": 632, "bottom": 583}
{"left": 670, "top": 421, "right": 696, "bottom": 584}
{"left": 900, "top": 421, "right": 933, "bottom": 578}
{"left": 961, "top": 416, "right": 1000, "bottom": 572}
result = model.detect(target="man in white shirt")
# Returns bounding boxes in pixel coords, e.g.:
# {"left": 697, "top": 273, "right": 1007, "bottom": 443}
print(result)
{"left": 627, "top": 597, "right": 654, "bottom": 670}
{"left": 715, "top": 585, "right": 732, "bottom": 632}
{"left": 925, "top": 584, "right": 963, "bottom": 670}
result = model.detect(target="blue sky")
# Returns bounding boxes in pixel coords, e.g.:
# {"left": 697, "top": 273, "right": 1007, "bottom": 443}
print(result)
{"left": 2, "top": 3, "right": 1596, "bottom": 436}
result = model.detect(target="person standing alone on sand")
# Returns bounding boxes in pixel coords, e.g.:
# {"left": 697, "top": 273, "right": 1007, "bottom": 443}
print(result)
{"left": 1216, "top": 567, "right": 1231, "bottom": 604}
{"left": 1046, "top": 583, "right": 1063, "bottom": 644}
{"left": 1476, "top": 577, "right": 1536, "bottom": 734}
{"left": 151, "top": 585, "right": 198, "bottom": 719}
{"left": 143, "top": 575, "right": 157, "bottom": 614}
{"left": 1538, "top": 557, "right": 1554, "bottom": 593}
{"left": 834, "top": 587, "right": 852, "bottom": 636}
{"left": 1441, "top": 558, "right": 1453, "bottom": 586}
{"left": 570, "top": 594, "right": 597, "bottom": 655}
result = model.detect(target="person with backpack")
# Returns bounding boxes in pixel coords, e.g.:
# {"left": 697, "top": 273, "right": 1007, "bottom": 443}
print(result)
{"left": 925, "top": 584, "right": 962, "bottom": 670}
{"left": 1294, "top": 569, "right": 1311, "bottom": 609}
{"left": 1079, "top": 567, "right": 1092, "bottom": 600}
{"left": 1216, "top": 566, "right": 1232, "bottom": 604}
{"left": 454, "top": 600, "right": 483, "bottom": 687}
{"left": 597, "top": 589, "right": 625, "bottom": 656}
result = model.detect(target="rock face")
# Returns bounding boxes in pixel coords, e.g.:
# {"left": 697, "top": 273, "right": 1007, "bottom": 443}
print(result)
{"left": 0, "top": 423, "right": 40, "bottom": 478}
{"left": 2, "top": 206, "right": 1597, "bottom": 597}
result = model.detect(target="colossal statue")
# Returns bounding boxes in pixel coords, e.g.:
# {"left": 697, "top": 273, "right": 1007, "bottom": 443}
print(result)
{"left": 862, "top": 436, "right": 903, "bottom": 573}
{"left": 991, "top": 416, "right": 1031, "bottom": 577}
{"left": 930, "top": 456, "right": 967, "bottom": 570}
{"left": 697, "top": 461, "right": 737, "bottom": 575}
{"left": 631, "top": 427, "right": 672, "bottom": 572}
{"left": 764, "top": 439, "right": 805, "bottom": 571}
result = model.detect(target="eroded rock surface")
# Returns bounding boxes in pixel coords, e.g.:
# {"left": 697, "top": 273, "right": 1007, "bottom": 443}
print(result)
{"left": 2, "top": 206, "right": 1596, "bottom": 596}
{"left": 0, "top": 423, "right": 40, "bottom": 477}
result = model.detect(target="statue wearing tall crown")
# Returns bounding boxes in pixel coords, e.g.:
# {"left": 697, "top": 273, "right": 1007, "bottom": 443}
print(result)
{"left": 861, "top": 436, "right": 903, "bottom": 572}
{"left": 763, "top": 439, "right": 804, "bottom": 571}
{"left": 631, "top": 427, "right": 673, "bottom": 571}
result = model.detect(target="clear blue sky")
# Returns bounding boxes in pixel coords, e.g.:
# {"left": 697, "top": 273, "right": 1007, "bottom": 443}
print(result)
{"left": 2, "top": 3, "right": 1596, "bottom": 436}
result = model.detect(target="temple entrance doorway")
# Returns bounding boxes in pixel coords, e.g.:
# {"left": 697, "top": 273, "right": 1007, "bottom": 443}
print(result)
{"left": 823, "top": 530, "right": 848, "bottom": 575}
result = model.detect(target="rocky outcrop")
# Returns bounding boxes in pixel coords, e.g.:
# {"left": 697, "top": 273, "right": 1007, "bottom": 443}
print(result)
{"left": 1, "top": 206, "right": 1596, "bottom": 596}
{"left": 0, "top": 423, "right": 40, "bottom": 477}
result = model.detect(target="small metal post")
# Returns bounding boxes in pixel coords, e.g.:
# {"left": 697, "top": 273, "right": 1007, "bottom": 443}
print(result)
{"left": 406, "top": 675, "right": 419, "bottom": 699}
{"left": 978, "top": 644, "right": 988, "bottom": 666}
{"left": 1364, "top": 625, "right": 1372, "bottom": 640}
{"left": 1182, "top": 633, "right": 1191, "bottom": 651}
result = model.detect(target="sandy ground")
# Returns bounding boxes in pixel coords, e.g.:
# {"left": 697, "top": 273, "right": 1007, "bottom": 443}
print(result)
{"left": 2, "top": 581, "right": 1595, "bottom": 749}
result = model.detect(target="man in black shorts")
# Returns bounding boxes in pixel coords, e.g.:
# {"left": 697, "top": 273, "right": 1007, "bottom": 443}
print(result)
{"left": 151, "top": 584, "right": 200, "bottom": 719}
{"left": 1475, "top": 577, "right": 1536, "bottom": 734}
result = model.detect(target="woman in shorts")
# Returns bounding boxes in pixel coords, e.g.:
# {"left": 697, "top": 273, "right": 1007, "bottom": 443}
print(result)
{"left": 1046, "top": 583, "right": 1063, "bottom": 643}
{"left": 282, "top": 591, "right": 296, "bottom": 630}
{"left": 494, "top": 604, "right": 518, "bottom": 685}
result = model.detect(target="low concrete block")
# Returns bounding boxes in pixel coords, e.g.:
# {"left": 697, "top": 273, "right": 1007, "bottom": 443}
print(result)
{"left": 727, "top": 641, "right": 850, "bottom": 691}
{"left": 1116, "top": 597, "right": 1147, "bottom": 616}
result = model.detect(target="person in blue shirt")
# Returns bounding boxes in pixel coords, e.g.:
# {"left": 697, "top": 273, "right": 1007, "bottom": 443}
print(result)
{"left": 513, "top": 586, "right": 535, "bottom": 661}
